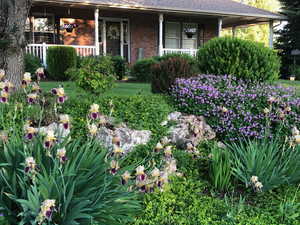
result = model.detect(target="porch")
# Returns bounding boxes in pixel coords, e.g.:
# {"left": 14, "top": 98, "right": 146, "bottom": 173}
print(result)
{"left": 26, "top": 1, "right": 279, "bottom": 65}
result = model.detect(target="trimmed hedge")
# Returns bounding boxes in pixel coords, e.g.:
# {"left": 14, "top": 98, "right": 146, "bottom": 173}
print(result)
{"left": 46, "top": 46, "right": 77, "bottom": 80}
{"left": 197, "top": 37, "right": 281, "bottom": 82}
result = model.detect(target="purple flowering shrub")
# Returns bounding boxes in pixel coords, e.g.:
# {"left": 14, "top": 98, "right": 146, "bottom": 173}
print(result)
{"left": 170, "top": 75, "right": 300, "bottom": 141}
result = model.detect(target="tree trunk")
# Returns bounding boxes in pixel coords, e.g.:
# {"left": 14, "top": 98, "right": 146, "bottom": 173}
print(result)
{"left": 0, "top": 0, "right": 32, "bottom": 89}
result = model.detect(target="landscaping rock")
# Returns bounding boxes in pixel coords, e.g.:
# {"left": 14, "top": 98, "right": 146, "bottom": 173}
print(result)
{"left": 167, "top": 112, "right": 216, "bottom": 148}
{"left": 96, "top": 123, "right": 152, "bottom": 154}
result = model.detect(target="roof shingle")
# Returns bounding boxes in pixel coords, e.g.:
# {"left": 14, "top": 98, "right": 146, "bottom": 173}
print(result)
{"left": 37, "top": 0, "right": 285, "bottom": 19}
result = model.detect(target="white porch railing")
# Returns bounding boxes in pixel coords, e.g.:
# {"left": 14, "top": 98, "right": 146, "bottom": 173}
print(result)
{"left": 162, "top": 48, "right": 198, "bottom": 57}
{"left": 26, "top": 43, "right": 97, "bottom": 66}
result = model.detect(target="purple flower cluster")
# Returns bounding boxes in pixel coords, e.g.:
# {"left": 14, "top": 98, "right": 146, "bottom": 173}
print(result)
{"left": 170, "top": 75, "right": 300, "bottom": 141}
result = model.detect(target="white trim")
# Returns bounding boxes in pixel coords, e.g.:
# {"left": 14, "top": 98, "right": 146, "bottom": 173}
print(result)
{"left": 120, "top": 21, "right": 124, "bottom": 57}
{"left": 127, "top": 19, "right": 131, "bottom": 62}
{"left": 95, "top": 8, "right": 100, "bottom": 55}
{"left": 102, "top": 19, "right": 107, "bottom": 55}
{"left": 159, "top": 13, "right": 164, "bottom": 56}
{"left": 232, "top": 26, "right": 236, "bottom": 37}
{"left": 269, "top": 20, "right": 274, "bottom": 48}
{"left": 218, "top": 18, "right": 223, "bottom": 37}
{"left": 26, "top": 44, "right": 97, "bottom": 66}
{"left": 162, "top": 48, "right": 197, "bottom": 57}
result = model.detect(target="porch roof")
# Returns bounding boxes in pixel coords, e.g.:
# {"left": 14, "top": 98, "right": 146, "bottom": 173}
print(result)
{"left": 33, "top": 0, "right": 286, "bottom": 21}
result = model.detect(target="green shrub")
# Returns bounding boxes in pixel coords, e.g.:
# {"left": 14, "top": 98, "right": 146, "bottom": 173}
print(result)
{"left": 209, "top": 146, "right": 232, "bottom": 192}
{"left": 112, "top": 56, "right": 128, "bottom": 80}
{"left": 151, "top": 56, "right": 197, "bottom": 93}
{"left": 197, "top": 37, "right": 281, "bottom": 82}
{"left": 24, "top": 54, "right": 42, "bottom": 75}
{"left": 228, "top": 138, "right": 300, "bottom": 192}
{"left": 70, "top": 56, "right": 116, "bottom": 94}
{"left": 131, "top": 58, "right": 158, "bottom": 82}
{"left": 46, "top": 46, "right": 77, "bottom": 81}
{"left": 158, "top": 53, "right": 198, "bottom": 72}
{"left": 0, "top": 136, "right": 140, "bottom": 224}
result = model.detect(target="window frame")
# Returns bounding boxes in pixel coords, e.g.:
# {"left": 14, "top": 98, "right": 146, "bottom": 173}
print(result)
{"left": 164, "top": 21, "right": 202, "bottom": 49}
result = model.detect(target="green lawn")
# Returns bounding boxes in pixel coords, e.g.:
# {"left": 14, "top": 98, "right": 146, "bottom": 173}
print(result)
{"left": 40, "top": 81, "right": 152, "bottom": 98}
{"left": 277, "top": 79, "right": 300, "bottom": 96}
{"left": 41, "top": 80, "right": 300, "bottom": 99}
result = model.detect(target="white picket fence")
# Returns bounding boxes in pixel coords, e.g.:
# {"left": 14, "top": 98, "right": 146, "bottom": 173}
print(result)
{"left": 26, "top": 43, "right": 97, "bottom": 66}
{"left": 162, "top": 48, "right": 198, "bottom": 57}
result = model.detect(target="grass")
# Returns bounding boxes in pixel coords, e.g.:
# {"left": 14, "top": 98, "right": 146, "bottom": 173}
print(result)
{"left": 41, "top": 80, "right": 300, "bottom": 99}
{"left": 277, "top": 79, "right": 300, "bottom": 96}
{"left": 40, "top": 81, "right": 152, "bottom": 98}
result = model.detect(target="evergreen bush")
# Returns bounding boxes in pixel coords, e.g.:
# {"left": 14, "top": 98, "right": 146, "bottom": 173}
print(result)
{"left": 47, "top": 46, "right": 77, "bottom": 81}
{"left": 197, "top": 37, "right": 281, "bottom": 82}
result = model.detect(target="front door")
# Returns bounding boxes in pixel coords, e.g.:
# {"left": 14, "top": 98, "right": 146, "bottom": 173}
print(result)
{"left": 106, "top": 21, "right": 121, "bottom": 56}
{"left": 99, "top": 18, "right": 130, "bottom": 61}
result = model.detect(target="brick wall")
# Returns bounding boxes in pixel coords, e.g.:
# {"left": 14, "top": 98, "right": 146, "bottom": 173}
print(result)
{"left": 61, "top": 18, "right": 95, "bottom": 46}
{"left": 129, "top": 14, "right": 158, "bottom": 63}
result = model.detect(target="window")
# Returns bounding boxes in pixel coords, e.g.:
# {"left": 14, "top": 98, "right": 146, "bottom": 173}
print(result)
{"left": 25, "top": 15, "right": 56, "bottom": 44}
{"left": 165, "top": 22, "right": 199, "bottom": 49}
{"left": 165, "top": 22, "right": 181, "bottom": 49}
{"left": 182, "top": 23, "right": 198, "bottom": 49}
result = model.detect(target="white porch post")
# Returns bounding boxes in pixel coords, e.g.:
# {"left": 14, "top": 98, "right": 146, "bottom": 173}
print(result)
{"left": 103, "top": 19, "right": 107, "bottom": 55}
{"left": 269, "top": 20, "right": 274, "bottom": 48}
{"left": 94, "top": 8, "right": 100, "bottom": 55}
{"left": 42, "top": 42, "right": 47, "bottom": 66}
{"left": 120, "top": 21, "right": 124, "bottom": 57}
{"left": 159, "top": 13, "right": 164, "bottom": 56}
{"left": 218, "top": 18, "right": 223, "bottom": 37}
{"left": 232, "top": 26, "right": 236, "bottom": 38}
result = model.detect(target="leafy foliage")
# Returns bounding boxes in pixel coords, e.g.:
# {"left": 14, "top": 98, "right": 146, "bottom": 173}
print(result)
{"left": 131, "top": 58, "right": 158, "bottom": 82}
{"left": 151, "top": 56, "right": 197, "bottom": 93}
{"left": 69, "top": 56, "right": 116, "bottom": 94}
{"left": 111, "top": 56, "right": 128, "bottom": 80}
{"left": 209, "top": 146, "right": 232, "bottom": 192}
{"left": 197, "top": 37, "right": 280, "bottom": 82}
{"left": 24, "top": 54, "right": 42, "bottom": 75}
{"left": 46, "top": 46, "right": 77, "bottom": 81}
{"left": 0, "top": 137, "right": 140, "bottom": 225}
{"left": 227, "top": 138, "right": 300, "bottom": 191}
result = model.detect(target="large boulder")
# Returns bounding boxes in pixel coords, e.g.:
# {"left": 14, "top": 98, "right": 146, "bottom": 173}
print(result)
{"left": 96, "top": 123, "right": 152, "bottom": 154}
{"left": 166, "top": 112, "right": 216, "bottom": 148}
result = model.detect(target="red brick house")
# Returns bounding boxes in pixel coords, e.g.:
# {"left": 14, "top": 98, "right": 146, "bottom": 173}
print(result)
{"left": 26, "top": 0, "right": 285, "bottom": 64}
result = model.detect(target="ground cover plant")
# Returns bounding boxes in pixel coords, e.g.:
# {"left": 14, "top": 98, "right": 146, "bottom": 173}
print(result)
{"left": 171, "top": 74, "right": 300, "bottom": 141}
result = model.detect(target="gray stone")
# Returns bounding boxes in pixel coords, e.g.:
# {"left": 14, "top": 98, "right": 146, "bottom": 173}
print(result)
{"left": 167, "top": 113, "right": 216, "bottom": 148}
{"left": 167, "top": 112, "right": 182, "bottom": 121}
{"left": 96, "top": 124, "right": 152, "bottom": 154}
